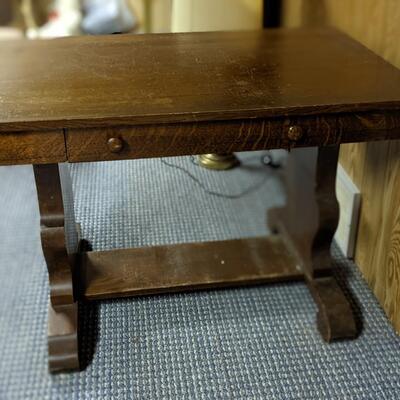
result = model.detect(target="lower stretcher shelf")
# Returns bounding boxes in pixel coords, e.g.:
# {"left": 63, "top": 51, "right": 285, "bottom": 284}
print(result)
{"left": 81, "top": 235, "right": 303, "bottom": 300}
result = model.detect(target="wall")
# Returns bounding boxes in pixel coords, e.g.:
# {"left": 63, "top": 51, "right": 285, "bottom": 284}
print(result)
{"left": 282, "top": 0, "right": 400, "bottom": 333}
{"left": 129, "top": 0, "right": 172, "bottom": 33}
{"left": 171, "top": 0, "right": 262, "bottom": 32}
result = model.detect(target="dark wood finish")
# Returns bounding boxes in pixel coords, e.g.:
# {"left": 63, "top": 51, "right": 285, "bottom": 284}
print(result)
{"left": 286, "top": 0, "right": 400, "bottom": 335}
{"left": 0, "top": 130, "right": 66, "bottom": 166}
{"left": 5, "top": 28, "right": 397, "bottom": 372}
{"left": 308, "top": 277, "right": 357, "bottom": 342}
{"left": 33, "top": 164, "right": 80, "bottom": 372}
{"left": 269, "top": 147, "right": 327, "bottom": 277}
{"left": 81, "top": 236, "right": 301, "bottom": 300}
{"left": 269, "top": 146, "right": 340, "bottom": 278}
{"left": 269, "top": 146, "right": 357, "bottom": 340}
{"left": 2, "top": 111, "right": 399, "bottom": 166}
{"left": 47, "top": 303, "right": 79, "bottom": 372}
{"left": 66, "top": 111, "right": 400, "bottom": 162}
{"left": 1, "top": 29, "right": 400, "bottom": 166}
{"left": 1, "top": 29, "right": 400, "bottom": 133}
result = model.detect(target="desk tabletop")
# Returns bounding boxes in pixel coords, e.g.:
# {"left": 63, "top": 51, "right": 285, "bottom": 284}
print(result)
{"left": 1, "top": 28, "right": 400, "bottom": 132}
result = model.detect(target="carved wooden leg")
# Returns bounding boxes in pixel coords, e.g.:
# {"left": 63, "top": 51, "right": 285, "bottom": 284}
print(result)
{"left": 34, "top": 163, "right": 80, "bottom": 372}
{"left": 269, "top": 146, "right": 357, "bottom": 341}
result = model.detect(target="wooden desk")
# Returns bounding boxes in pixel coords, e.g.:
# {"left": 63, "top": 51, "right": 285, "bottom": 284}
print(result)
{"left": 1, "top": 28, "right": 400, "bottom": 372}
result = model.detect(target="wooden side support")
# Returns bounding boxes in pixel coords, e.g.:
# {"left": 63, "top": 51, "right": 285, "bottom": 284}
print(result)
{"left": 33, "top": 164, "right": 80, "bottom": 372}
{"left": 269, "top": 146, "right": 357, "bottom": 341}
{"left": 33, "top": 146, "right": 358, "bottom": 373}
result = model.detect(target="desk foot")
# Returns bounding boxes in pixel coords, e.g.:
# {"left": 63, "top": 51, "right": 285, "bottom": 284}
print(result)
{"left": 308, "top": 277, "right": 357, "bottom": 341}
{"left": 48, "top": 303, "right": 79, "bottom": 372}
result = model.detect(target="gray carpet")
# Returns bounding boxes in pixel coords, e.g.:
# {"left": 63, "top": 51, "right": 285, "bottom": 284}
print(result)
{"left": 0, "top": 153, "right": 399, "bottom": 399}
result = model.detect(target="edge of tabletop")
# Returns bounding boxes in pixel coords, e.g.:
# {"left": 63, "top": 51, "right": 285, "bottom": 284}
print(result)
{"left": 2, "top": 101, "right": 400, "bottom": 133}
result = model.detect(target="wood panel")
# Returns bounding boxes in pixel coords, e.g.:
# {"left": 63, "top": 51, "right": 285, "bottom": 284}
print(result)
{"left": 0, "top": 130, "right": 66, "bottom": 165}
{"left": 355, "top": 141, "right": 400, "bottom": 330}
{"left": 65, "top": 112, "right": 400, "bottom": 162}
{"left": 34, "top": 163, "right": 80, "bottom": 372}
{"left": 282, "top": 0, "right": 400, "bottom": 333}
{"left": 81, "top": 236, "right": 301, "bottom": 300}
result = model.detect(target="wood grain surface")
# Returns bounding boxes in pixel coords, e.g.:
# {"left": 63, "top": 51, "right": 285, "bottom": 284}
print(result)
{"left": 268, "top": 146, "right": 338, "bottom": 279}
{"left": 81, "top": 236, "right": 301, "bottom": 300}
{"left": 65, "top": 112, "right": 400, "bottom": 162}
{"left": 354, "top": 141, "right": 400, "bottom": 331}
{"left": 33, "top": 163, "right": 80, "bottom": 372}
{"left": 0, "top": 130, "right": 66, "bottom": 165}
{"left": 282, "top": 0, "right": 400, "bottom": 333}
{"left": 1, "top": 29, "right": 400, "bottom": 132}
{"left": 268, "top": 145, "right": 357, "bottom": 341}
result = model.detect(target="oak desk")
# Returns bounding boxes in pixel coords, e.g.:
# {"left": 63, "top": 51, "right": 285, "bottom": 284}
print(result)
{"left": 1, "top": 28, "right": 400, "bottom": 372}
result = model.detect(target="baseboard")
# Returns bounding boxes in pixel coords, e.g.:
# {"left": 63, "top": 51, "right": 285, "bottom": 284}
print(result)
{"left": 335, "top": 164, "right": 361, "bottom": 259}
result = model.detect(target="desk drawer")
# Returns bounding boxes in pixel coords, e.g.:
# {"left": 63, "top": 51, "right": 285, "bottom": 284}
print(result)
{"left": 0, "top": 130, "right": 66, "bottom": 165}
{"left": 66, "top": 112, "right": 400, "bottom": 162}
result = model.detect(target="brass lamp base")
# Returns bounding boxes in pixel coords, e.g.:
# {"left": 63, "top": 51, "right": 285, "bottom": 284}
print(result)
{"left": 197, "top": 153, "right": 239, "bottom": 170}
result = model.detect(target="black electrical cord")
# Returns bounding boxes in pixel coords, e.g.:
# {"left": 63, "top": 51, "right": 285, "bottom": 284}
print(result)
{"left": 159, "top": 152, "right": 281, "bottom": 199}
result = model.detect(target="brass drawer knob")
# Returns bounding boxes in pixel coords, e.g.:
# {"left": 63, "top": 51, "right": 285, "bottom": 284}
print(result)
{"left": 287, "top": 125, "right": 303, "bottom": 141}
{"left": 107, "top": 137, "right": 123, "bottom": 153}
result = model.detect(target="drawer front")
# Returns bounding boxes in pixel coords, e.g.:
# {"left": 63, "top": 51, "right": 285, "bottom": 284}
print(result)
{"left": 0, "top": 130, "right": 66, "bottom": 165}
{"left": 66, "top": 112, "right": 400, "bottom": 162}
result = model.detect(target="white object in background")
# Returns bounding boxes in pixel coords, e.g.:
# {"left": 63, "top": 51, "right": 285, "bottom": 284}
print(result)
{"left": 171, "top": 0, "right": 262, "bottom": 32}
{"left": 27, "top": 0, "right": 82, "bottom": 39}
{"left": 335, "top": 164, "right": 361, "bottom": 259}
{"left": 82, "top": 0, "right": 136, "bottom": 34}
{"left": 0, "top": 27, "right": 24, "bottom": 40}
